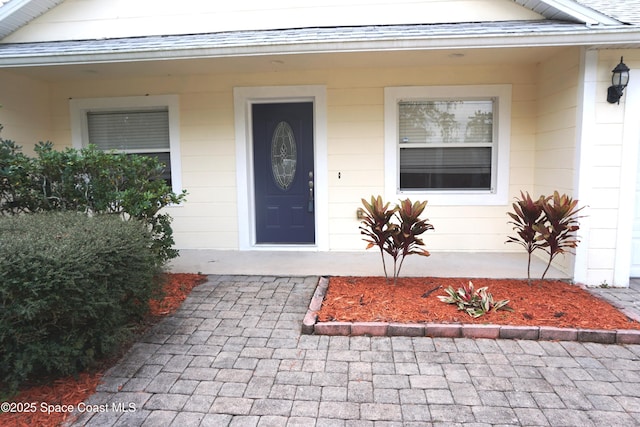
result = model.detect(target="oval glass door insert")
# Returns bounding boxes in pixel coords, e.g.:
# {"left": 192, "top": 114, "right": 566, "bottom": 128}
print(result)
{"left": 271, "top": 121, "right": 297, "bottom": 190}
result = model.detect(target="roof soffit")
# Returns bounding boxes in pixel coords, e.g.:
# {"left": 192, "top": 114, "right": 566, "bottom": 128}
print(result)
{"left": 0, "top": 0, "right": 64, "bottom": 39}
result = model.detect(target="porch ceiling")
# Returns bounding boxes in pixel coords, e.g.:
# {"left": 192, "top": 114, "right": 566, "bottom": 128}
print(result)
{"left": 0, "top": 45, "right": 578, "bottom": 81}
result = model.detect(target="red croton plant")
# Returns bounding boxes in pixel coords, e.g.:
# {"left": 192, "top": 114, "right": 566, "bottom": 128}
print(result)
{"left": 507, "top": 191, "right": 585, "bottom": 284}
{"left": 359, "top": 196, "right": 434, "bottom": 285}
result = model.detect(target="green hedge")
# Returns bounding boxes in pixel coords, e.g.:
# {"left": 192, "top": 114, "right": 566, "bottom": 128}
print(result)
{"left": 0, "top": 137, "right": 187, "bottom": 265}
{"left": 0, "top": 212, "right": 160, "bottom": 391}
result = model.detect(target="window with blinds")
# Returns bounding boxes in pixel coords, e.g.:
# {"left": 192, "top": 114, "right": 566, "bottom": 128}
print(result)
{"left": 87, "top": 108, "right": 172, "bottom": 184}
{"left": 398, "top": 99, "right": 494, "bottom": 190}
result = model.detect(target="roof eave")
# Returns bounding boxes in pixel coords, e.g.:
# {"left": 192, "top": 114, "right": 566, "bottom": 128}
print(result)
{"left": 1, "top": 26, "right": 639, "bottom": 68}
{"left": 0, "top": 0, "right": 65, "bottom": 39}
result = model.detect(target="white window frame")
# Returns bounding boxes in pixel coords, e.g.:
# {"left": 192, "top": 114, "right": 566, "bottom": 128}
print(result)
{"left": 70, "top": 95, "right": 182, "bottom": 194}
{"left": 384, "top": 85, "right": 511, "bottom": 205}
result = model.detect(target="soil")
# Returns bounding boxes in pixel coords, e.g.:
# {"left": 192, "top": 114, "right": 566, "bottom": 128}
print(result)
{"left": 318, "top": 276, "right": 640, "bottom": 330}
{"left": 0, "top": 273, "right": 208, "bottom": 427}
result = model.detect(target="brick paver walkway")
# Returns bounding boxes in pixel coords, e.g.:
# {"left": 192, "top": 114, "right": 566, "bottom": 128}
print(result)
{"left": 70, "top": 275, "right": 640, "bottom": 426}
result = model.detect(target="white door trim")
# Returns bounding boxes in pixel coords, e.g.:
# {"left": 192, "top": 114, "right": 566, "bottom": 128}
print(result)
{"left": 620, "top": 69, "right": 640, "bottom": 281}
{"left": 234, "top": 85, "right": 328, "bottom": 251}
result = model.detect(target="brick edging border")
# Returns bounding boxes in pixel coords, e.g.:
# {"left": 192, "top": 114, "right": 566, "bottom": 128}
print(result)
{"left": 301, "top": 277, "right": 640, "bottom": 345}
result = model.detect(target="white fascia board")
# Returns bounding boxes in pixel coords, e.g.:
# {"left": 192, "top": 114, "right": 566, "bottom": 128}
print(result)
{"left": 539, "top": 0, "right": 622, "bottom": 26}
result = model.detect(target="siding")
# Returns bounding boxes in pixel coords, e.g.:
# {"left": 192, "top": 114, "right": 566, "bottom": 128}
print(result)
{"left": 3, "top": 0, "right": 543, "bottom": 43}
{"left": 3, "top": 50, "right": 578, "bottom": 258}
{"left": 0, "top": 70, "right": 50, "bottom": 155}
{"left": 578, "top": 49, "right": 640, "bottom": 285}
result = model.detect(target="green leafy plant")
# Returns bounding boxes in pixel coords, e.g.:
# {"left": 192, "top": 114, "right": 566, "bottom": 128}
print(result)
{"left": 438, "top": 281, "right": 512, "bottom": 318}
{"left": 0, "top": 136, "right": 186, "bottom": 265}
{"left": 0, "top": 212, "right": 160, "bottom": 391}
{"left": 359, "top": 196, "right": 434, "bottom": 284}
{"left": 506, "top": 191, "right": 584, "bottom": 283}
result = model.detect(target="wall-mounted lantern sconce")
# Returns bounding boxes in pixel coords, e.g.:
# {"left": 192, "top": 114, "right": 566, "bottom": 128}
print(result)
{"left": 607, "top": 57, "right": 630, "bottom": 104}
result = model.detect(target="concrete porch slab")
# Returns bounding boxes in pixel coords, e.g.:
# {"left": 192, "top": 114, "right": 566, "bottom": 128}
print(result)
{"left": 168, "top": 249, "right": 567, "bottom": 280}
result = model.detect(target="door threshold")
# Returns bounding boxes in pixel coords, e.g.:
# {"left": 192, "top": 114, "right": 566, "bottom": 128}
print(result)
{"left": 251, "top": 244, "right": 318, "bottom": 251}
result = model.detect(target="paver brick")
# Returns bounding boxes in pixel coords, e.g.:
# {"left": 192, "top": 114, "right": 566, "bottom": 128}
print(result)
{"left": 318, "top": 401, "right": 360, "bottom": 419}
{"left": 500, "top": 325, "right": 540, "bottom": 340}
{"left": 616, "top": 329, "right": 640, "bottom": 344}
{"left": 140, "top": 410, "right": 177, "bottom": 427}
{"left": 68, "top": 275, "right": 640, "bottom": 427}
{"left": 169, "top": 411, "right": 205, "bottom": 427}
{"left": 388, "top": 323, "right": 424, "bottom": 337}
{"left": 314, "top": 322, "right": 351, "bottom": 336}
{"left": 425, "top": 323, "right": 461, "bottom": 338}
{"left": 578, "top": 329, "right": 617, "bottom": 344}
{"left": 461, "top": 324, "right": 500, "bottom": 339}
{"left": 360, "top": 403, "right": 403, "bottom": 421}
{"left": 144, "top": 393, "right": 189, "bottom": 411}
{"left": 351, "top": 322, "right": 388, "bottom": 336}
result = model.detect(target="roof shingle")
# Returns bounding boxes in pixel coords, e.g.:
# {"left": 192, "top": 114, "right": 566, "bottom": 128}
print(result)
{"left": 1, "top": 20, "right": 639, "bottom": 67}
{"left": 576, "top": 0, "right": 640, "bottom": 25}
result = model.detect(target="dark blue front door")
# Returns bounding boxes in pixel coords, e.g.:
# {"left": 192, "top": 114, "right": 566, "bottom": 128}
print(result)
{"left": 253, "top": 102, "right": 315, "bottom": 244}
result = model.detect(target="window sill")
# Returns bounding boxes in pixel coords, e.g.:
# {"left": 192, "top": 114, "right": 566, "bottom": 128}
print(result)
{"left": 394, "top": 189, "right": 508, "bottom": 206}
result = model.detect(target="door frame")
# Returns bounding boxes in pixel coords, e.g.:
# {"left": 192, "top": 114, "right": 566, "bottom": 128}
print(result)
{"left": 234, "top": 85, "right": 328, "bottom": 250}
{"left": 622, "top": 69, "right": 640, "bottom": 279}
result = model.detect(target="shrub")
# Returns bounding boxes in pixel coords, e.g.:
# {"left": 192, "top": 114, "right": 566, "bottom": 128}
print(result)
{"left": 0, "top": 136, "right": 186, "bottom": 265}
{"left": 359, "top": 196, "right": 434, "bottom": 284}
{"left": 536, "top": 191, "right": 584, "bottom": 280}
{"left": 438, "top": 281, "right": 512, "bottom": 318}
{"left": 505, "top": 191, "right": 548, "bottom": 284}
{"left": 0, "top": 212, "right": 160, "bottom": 391}
{"left": 506, "top": 191, "right": 584, "bottom": 283}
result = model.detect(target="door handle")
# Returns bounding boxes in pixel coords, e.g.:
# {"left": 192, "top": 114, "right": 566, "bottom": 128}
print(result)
{"left": 308, "top": 171, "right": 314, "bottom": 212}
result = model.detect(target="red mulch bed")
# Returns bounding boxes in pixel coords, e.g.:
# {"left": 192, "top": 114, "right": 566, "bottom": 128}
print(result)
{"left": 0, "top": 273, "right": 207, "bottom": 427}
{"left": 318, "top": 277, "right": 640, "bottom": 330}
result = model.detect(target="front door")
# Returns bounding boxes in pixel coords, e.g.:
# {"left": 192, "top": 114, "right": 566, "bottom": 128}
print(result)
{"left": 252, "top": 102, "right": 315, "bottom": 244}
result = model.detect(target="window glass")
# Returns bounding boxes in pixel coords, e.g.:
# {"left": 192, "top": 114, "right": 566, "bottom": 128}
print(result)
{"left": 86, "top": 108, "right": 172, "bottom": 185}
{"left": 87, "top": 109, "right": 170, "bottom": 151}
{"left": 398, "top": 99, "right": 495, "bottom": 191}
{"left": 400, "top": 146, "right": 491, "bottom": 190}
{"left": 70, "top": 95, "right": 181, "bottom": 193}
{"left": 399, "top": 100, "right": 493, "bottom": 144}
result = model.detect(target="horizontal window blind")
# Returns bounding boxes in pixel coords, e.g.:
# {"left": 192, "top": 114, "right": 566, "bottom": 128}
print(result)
{"left": 400, "top": 147, "right": 491, "bottom": 174}
{"left": 87, "top": 109, "right": 170, "bottom": 151}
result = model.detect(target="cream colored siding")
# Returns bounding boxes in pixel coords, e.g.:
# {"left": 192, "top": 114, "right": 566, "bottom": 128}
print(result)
{"left": 535, "top": 48, "right": 580, "bottom": 199}
{"left": 3, "top": 0, "right": 544, "bottom": 43}
{"left": 530, "top": 48, "right": 581, "bottom": 275}
{"left": 4, "top": 47, "right": 609, "bottom": 264}
{"left": 327, "top": 85, "right": 384, "bottom": 250}
{"left": 0, "top": 57, "right": 548, "bottom": 253}
{"left": 0, "top": 70, "right": 51, "bottom": 155}
{"left": 577, "top": 50, "right": 640, "bottom": 285}
{"left": 171, "top": 88, "right": 238, "bottom": 250}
